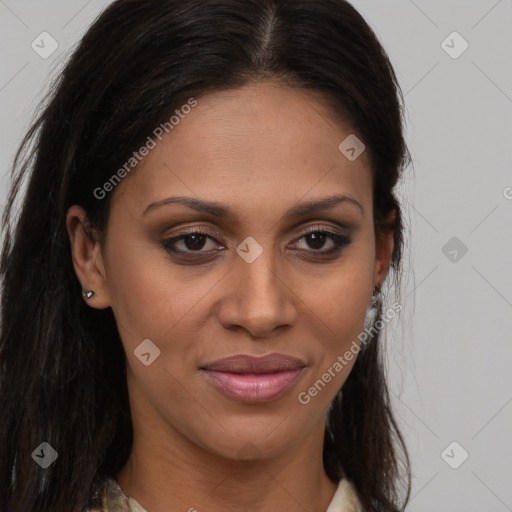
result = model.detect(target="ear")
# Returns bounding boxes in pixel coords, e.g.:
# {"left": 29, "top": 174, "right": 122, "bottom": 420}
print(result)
{"left": 373, "top": 209, "right": 396, "bottom": 288}
{"left": 66, "top": 205, "right": 111, "bottom": 309}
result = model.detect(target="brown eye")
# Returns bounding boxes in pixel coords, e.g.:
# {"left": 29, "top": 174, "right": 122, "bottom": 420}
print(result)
{"left": 291, "top": 228, "right": 352, "bottom": 255}
{"left": 304, "top": 232, "right": 329, "bottom": 250}
{"left": 163, "top": 231, "right": 222, "bottom": 255}
{"left": 180, "top": 233, "right": 208, "bottom": 251}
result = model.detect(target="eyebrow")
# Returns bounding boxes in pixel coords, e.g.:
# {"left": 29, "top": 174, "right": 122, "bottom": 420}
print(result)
{"left": 142, "top": 194, "right": 364, "bottom": 219}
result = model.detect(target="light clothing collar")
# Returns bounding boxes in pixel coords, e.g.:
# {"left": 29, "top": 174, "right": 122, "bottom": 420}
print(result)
{"left": 89, "top": 477, "right": 363, "bottom": 512}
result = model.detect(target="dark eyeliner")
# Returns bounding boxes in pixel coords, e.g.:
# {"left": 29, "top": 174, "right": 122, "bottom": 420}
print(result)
{"left": 161, "top": 226, "right": 352, "bottom": 258}
{"left": 293, "top": 226, "right": 352, "bottom": 254}
{"left": 162, "top": 230, "right": 216, "bottom": 255}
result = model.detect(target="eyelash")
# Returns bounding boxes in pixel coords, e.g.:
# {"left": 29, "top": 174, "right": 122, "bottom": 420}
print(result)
{"left": 162, "top": 226, "right": 352, "bottom": 260}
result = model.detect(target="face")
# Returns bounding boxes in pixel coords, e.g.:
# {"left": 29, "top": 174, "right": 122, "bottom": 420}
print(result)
{"left": 68, "top": 81, "right": 393, "bottom": 463}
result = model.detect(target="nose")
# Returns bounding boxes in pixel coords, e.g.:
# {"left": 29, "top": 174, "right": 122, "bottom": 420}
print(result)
{"left": 216, "top": 248, "right": 297, "bottom": 339}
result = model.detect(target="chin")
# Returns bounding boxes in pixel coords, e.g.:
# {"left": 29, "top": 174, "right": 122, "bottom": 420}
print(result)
{"left": 190, "top": 415, "right": 306, "bottom": 462}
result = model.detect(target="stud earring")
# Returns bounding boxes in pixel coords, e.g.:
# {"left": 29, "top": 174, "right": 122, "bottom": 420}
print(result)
{"left": 82, "top": 290, "right": 95, "bottom": 300}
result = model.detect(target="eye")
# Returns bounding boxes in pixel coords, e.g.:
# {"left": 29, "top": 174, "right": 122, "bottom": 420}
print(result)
{"left": 290, "top": 226, "right": 352, "bottom": 255}
{"left": 161, "top": 225, "right": 352, "bottom": 260}
{"left": 162, "top": 230, "right": 223, "bottom": 255}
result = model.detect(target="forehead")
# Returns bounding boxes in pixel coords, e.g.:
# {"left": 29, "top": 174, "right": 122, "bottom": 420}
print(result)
{"left": 112, "top": 82, "right": 373, "bottom": 219}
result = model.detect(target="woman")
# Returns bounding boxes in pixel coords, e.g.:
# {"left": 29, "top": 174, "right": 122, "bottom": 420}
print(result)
{"left": 0, "top": 0, "right": 411, "bottom": 511}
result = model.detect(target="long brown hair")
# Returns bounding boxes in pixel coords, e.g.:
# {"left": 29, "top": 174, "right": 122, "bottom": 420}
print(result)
{"left": 0, "top": 1, "right": 411, "bottom": 510}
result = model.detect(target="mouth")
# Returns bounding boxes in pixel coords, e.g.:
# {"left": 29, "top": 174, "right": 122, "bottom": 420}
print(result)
{"left": 200, "top": 353, "right": 306, "bottom": 404}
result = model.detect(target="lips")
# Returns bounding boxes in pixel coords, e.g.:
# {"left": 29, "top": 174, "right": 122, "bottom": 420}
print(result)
{"left": 200, "top": 353, "right": 306, "bottom": 403}
{"left": 202, "top": 354, "right": 306, "bottom": 374}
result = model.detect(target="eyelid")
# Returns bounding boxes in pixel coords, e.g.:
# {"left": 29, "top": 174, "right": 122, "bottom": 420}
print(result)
{"left": 161, "top": 229, "right": 223, "bottom": 257}
{"left": 162, "top": 223, "right": 352, "bottom": 259}
{"left": 291, "top": 222, "right": 350, "bottom": 243}
{"left": 293, "top": 223, "right": 347, "bottom": 237}
{"left": 164, "top": 225, "right": 225, "bottom": 241}
{"left": 164, "top": 222, "right": 348, "bottom": 245}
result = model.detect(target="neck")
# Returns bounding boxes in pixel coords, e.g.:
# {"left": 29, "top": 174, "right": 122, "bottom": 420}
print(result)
{"left": 117, "top": 418, "right": 338, "bottom": 512}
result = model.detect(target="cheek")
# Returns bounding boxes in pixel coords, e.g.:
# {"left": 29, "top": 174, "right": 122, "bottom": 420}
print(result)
{"left": 312, "top": 279, "right": 370, "bottom": 369}
{"left": 102, "top": 234, "right": 177, "bottom": 344}
{"left": 103, "top": 234, "right": 222, "bottom": 364}
{"left": 307, "top": 253, "right": 373, "bottom": 332}
{"left": 296, "top": 284, "right": 370, "bottom": 408}
{"left": 300, "top": 243, "right": 375, "bottom": 382}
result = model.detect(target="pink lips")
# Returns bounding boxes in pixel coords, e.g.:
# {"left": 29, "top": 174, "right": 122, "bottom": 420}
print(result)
{"left": 201, "top": 353, "right": 306, "bottom": 403}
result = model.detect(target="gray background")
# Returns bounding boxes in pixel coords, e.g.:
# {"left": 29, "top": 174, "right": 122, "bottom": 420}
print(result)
{"left": 1, "top": 1, "right": 511, "bottom": 510}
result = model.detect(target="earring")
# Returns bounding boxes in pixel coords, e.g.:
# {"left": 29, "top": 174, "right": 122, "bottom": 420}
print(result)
{"left": 82, "top": 290, "right": 95, "bottom": 300}
{"left": 370, "top": 283, "right": 381, "bottom": 309}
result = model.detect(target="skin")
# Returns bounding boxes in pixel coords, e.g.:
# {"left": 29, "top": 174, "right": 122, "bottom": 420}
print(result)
{"left": 67, "top": 81, "right": 394, "bottom": 512}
